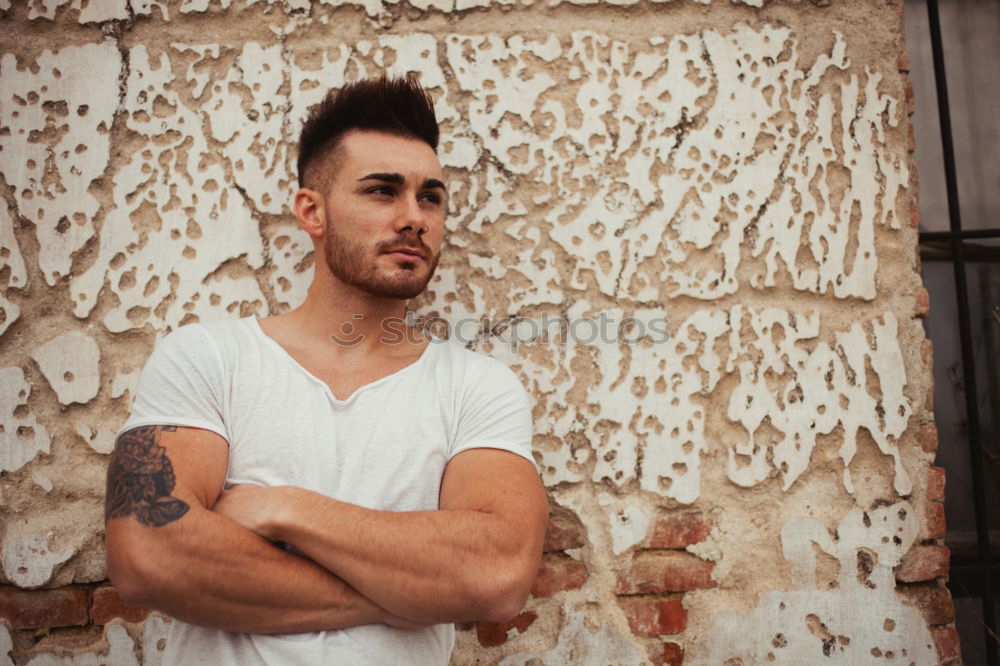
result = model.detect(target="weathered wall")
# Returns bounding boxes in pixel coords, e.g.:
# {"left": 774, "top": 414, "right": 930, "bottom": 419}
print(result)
{"left": 0, "top": 0, "right": 958, "bottom": 663}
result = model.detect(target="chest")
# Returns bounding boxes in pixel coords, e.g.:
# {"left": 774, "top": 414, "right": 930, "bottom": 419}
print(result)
{"left": 301, "top": 353, "right": 426, "bottom": 401}
{"left": 220, "top": 350, "right": 457, "bottom": 510}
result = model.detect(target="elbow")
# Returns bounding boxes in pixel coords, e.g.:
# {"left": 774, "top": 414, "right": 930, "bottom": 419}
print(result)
{"left": 472, "top": 563, "right": 536, "bottom": 623}
{"left": 106, "top": 538, "right": 161, "bottom": 608}
{"left": 473, "top": 527, "right": 546, "bottom": 623}
{"left": 479, "top": 593, "right": 529, "bottom": 625}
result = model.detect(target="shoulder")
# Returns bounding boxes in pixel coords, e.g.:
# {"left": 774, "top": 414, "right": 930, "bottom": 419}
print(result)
{"left": 148, "top": 318, "right": 257, "bottom": 368}
{"left": 431, "top": 342, "right": 529, "bottom": 401}
{"left": 185, "top": 316, "right": 258, "bottom": 343}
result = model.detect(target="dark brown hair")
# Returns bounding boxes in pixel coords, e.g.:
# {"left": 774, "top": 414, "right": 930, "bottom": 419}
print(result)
{"left": 296, "top": 75, "right": 439, "bottom": 189}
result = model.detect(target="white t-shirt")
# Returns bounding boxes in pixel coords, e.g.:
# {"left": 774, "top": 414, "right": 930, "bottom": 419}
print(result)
{"left": 120, "top": 317, "right": 534, "bottom": 665}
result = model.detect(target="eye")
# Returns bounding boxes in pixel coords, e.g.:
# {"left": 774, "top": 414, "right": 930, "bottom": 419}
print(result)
{"left": 419, "top": 191, "right": 444, "bottom": 206}
{"left": 367, "top": 185, "right": 395, "bottom": 197}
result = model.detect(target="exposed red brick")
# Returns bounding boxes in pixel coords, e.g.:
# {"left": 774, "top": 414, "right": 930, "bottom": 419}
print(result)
{"left": 616, "top": 552, "right": 715, "bottom": 595}
{"left": 889, "top": 0, "right": 904, "bottom": 19}
{"left": 932, "top": 626, "right": 961, "bottom": 661}
{"left": 905, "top": 80, "right": 916, "bottom": 114}
{"left": 618, "top": 598, "right": 686, "bottom": 637}
{"left": 908, "top": 121, "right": 916, "bottom": 152}
{"left": 649, "top": 513, "right": 713, "bottom": 549}
{"left": 924, "top": 502, "right": 946, "bottom": 540}
{"left": 0, "top": 586, "right": 89, "bottom": 629}
{"left": 897, "top": 583, "right": 956, "bottom": 626}
{"left": 914, "top": 287, "right": 930, "bottom": 316}
{"left": 542, "top": 515, "right": 586, "bottom": 552}
{"left": 910, "top": 202, "right": 920, "bottom": 228}
{"left": 916, "top": 422, "right": 939, "bottom": 455}
{"left": 531, "top": 554, "right": 587, "bottom": 598}
{"left": 476, "top": 611, "right": 537, "bottom": 648}
{"left": 663, "top": 641, "right": 684, "bottom": 665}
{"left": 91, "top": 585, "right": 149, "bottom": 624}
{"left": 899, "top": 50, "right": 911, "bottom": 73}
{"left": 896, "top": 545, "right": 950, "bottom": 583}
{"left": 927, "top": 466, "right": 946, "bottom": 503}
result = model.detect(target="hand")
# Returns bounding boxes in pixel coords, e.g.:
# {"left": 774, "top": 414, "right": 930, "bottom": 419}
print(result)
{"left": 212, "top": 484, "right": 284, "bottom": 540}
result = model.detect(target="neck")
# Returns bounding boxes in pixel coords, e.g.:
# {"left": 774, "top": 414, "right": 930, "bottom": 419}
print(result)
{"left": 282, "top": 270, "right": 423, "bottom": 355}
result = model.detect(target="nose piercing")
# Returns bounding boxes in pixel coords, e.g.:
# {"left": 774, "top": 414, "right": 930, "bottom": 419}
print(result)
{"left": 418, "top": 225, "right": 429, "bottom": 235}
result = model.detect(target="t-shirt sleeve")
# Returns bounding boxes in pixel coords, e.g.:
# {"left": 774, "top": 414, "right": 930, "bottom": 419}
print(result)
{"left": 118, "top": 324, "right": 230, "bottom": 444}
{"left": 450, "top": 355, "right": 535, "bottom": 466}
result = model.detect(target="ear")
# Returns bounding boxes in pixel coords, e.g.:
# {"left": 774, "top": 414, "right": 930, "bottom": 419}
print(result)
{"left": 293, "top": 188, "right": 326, "bottom": 239}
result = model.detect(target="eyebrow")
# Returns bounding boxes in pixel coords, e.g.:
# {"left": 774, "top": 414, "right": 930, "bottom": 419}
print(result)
{"left": 358, "top": 172, "right": 446, "bottom": 192}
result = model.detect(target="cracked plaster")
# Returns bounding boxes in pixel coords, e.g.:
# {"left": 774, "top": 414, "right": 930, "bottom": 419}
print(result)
{"left": 0, "top": 42, "right": 120, "bottom": 287}
{"left": 692, "top": 502, "right": 937, "bottom": 664}
{"left": 30, "top": 331, "right": 101, "bottom": 405}
{"left": 499, "top": 602, "right": 647, "bottom": 665}
{"left": 24, "top": 624, "right": 139, "bottom": 666}
{"left": 0, "top": 367, "right": 51, "bottom": 474}
{"left": 426, "top": 300, "right": 912, "bottom": 504}
{"left": 0, "top": 203, "right": 27, "bottom": 338}
{"left": 17, "top": 0, "right": 772, "bottom": 22}
{"left": 0, "top": 25, "right": 908, "bottom": 337}
{"left": 1, "top": 534, "right": 75, "bottom": 589}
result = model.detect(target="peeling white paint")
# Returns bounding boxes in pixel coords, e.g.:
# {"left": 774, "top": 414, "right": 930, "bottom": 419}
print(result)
{"left": 25, "top": 0, "right": 130, "bottom": 21}
{"left": 4, "top": 28, "right": 905, "bottom": 336}
{"left": 15, "top": 0, "right": 779, "bottom": 23}
{"left": 76, "top": 424, "right": 117, "bottom": 455}
{"left": 499, "top": 306, "right": 911, "bottom": 503}
{"left": 446, "top": 27, "right": 905, "bottom": 303}
{"left": 263, "top": 225, "right": 312, "bottom": 311}
{"left": 499, "top": 603, "right": 646, "bottom": 666}
{"left": 0, "top": 204, "right": 27, "bottom": 338}
{"left": 726, "top": 311, "right": 912, "bottom": 496}
{"left": 609, "top": 504, "right": 650, "bottom": 555}
{"left": 181, "top": 0, "right": 232, "bottom": 13}
{"left": 0, "top": 367, "right": 51, "bottom": 474}
{"left": 69, "top": 45, "right": 268, "bottom": 331}
{"left": 0, "top": 42, "right": 121, "bottom": 286}
{"left": 1, "top": 534, "right": 75, "bottom": 588}
{"left": 693, "top": 502, "right": 936, "bottom": 664}
{"left": 25, "top": 624, "right": 139, "bottom": 666}
{"left": 31, "top": 331, "right": 101, "bottom": 405}
{"left": 111, "top": 369, "right": 142, "bottom": 400}
{"left": 78, "top": 0, "right": 130, "bottom": 22}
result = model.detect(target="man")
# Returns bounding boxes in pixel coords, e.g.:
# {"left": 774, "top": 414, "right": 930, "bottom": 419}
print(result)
{"left": 104, "top": 76, "right": 548, "bottom": 665}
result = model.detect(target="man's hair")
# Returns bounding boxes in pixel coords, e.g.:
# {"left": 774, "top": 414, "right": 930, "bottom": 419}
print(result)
{"left": 296, "top": 75, "right": 439, "bottom": 189}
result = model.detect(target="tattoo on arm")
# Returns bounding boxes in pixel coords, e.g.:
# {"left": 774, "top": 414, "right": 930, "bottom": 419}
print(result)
{"left": 105, "top": 425, "right": 190, "bottom": 527}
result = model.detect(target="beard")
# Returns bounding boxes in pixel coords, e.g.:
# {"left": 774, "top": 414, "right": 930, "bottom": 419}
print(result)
{"left": 323, "top": 223, "right": 439, "bottom": 300}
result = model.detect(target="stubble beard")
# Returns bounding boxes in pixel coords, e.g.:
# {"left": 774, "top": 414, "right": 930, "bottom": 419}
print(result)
{"left": 323, "top": 223, "right": 439, "bottom": 300}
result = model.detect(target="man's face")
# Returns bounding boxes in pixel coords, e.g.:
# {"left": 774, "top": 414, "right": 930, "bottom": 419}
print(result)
{"left": 319, "top": 129, "right": 446, "bottom": 300}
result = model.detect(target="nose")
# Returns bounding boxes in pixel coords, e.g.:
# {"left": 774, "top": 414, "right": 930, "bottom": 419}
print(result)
{"left": 396, "top": 193, "right": 425, "bottom": 235}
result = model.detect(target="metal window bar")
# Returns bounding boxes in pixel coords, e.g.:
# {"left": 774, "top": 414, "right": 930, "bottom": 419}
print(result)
{"left": 921, "top": 0, "right": 998, "bottom": 663}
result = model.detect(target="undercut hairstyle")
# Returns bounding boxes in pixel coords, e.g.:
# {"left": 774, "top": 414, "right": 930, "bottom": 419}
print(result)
{"left": 296, "top": 75, "right": 440, "bottom": 189}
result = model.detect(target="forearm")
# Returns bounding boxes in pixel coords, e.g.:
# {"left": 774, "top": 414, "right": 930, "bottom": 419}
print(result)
{"left": 263, "top": 489, "right": 532, "bottom": 624}
{"left": 106, "top": 505, "right": 385, "bottom": 634}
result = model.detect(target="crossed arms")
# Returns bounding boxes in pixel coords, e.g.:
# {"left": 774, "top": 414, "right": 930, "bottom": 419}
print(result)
{"left": 104, "top": 424, "right": 547, "bottom": 633}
